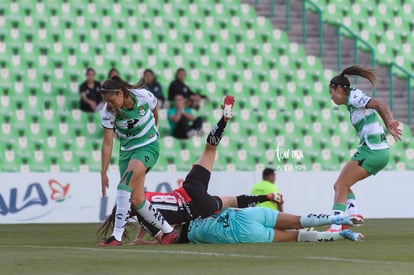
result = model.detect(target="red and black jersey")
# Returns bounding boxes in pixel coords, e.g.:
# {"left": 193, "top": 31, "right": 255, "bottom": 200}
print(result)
{"left": 145, "top": 187, "right": 193, "bottom": 224}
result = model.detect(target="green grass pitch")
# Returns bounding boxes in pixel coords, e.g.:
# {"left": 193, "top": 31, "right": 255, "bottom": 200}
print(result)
{"left": 2, "top": 219, "right": 414, "bottom": 275}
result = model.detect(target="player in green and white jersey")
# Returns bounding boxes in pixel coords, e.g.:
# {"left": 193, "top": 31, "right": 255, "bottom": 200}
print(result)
{"left": 98, "top": 76, "right": 177, "bottom": 246}
{"left": 326, "top": 65, "right": 402, "bottom": 232}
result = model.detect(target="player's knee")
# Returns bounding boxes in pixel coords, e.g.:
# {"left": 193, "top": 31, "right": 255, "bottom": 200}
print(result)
{"left": 130, "top": 192, "right": 145, "bottom": 207}
{"left": 334, "top": 181, "right": 352, "bottom": 192}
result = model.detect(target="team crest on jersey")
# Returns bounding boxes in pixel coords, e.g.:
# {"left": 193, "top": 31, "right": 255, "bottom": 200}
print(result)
{"left": 138, "top": 107, "right": 145, "bottom": 116}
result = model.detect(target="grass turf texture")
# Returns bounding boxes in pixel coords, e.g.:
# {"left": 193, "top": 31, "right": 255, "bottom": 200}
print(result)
{"left": 1, "top": 219, "right": 414, "bottom": 275}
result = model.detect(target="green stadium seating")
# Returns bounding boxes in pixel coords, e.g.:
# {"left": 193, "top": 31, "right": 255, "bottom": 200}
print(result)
{"left": 308, "top": 0, "right": 414, "bottom": 73}
{"left": 0, "top": 0, "right": 411, "bottom": 172}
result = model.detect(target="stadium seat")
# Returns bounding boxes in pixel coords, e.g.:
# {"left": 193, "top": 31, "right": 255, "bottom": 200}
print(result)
{"left": 0, "top": 0, "right": 411, "bottom": 172}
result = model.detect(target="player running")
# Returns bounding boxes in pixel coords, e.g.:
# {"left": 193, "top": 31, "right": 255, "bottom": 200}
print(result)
{"left": 97, "top": 96, "right": 284, "bottom": 244}
{"left": 98, "top": 76, "right": 177, "bottom": 246}
{"left": 326, "top": 65, "right": 402, "bottom": 232}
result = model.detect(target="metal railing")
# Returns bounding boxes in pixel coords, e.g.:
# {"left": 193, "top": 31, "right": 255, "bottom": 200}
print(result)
{"left": 302, "top": 0, "right": 323, "bottom": 57}
{"left": 253, "top": 0, "right": 290, "bottom": 31}
{"left": 336, "top": 25, "right": 376, "bottom": 72}
{"left": 388, "top": 63, "right": 413, "bottom": 125}
{"left": 252, "top": 0, "right": 412, "bottom": 126}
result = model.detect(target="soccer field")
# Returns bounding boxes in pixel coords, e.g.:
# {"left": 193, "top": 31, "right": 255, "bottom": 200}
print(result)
{"left": 2, "top": 219, "right": 414, "bottom": 275}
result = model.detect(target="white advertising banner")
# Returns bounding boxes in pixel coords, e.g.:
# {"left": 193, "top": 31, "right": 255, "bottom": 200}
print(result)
{"left": 0, "top": 171, "right": 413, "bottom": 224}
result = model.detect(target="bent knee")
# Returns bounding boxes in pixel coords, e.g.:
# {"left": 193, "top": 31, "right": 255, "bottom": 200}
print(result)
{"left": 334, "top": 181, "right": 352, "bottom": 191}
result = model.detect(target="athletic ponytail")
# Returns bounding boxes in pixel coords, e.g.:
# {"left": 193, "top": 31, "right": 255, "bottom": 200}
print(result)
{"left": 101, "top": 75, "right": 146, "bottom": 97}
{"left": 340, "top": 65, "right": 377, "bottom": 88}
{"left": 329, "top": 65, "right": 377, "bottom": 93}
{"left": 96, "top": 205, "right": 136, "bottom": 243}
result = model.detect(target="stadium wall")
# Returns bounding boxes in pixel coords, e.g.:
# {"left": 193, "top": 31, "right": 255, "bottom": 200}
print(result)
{"left": 0, "top": 171, "right": 412, "bottom": 224}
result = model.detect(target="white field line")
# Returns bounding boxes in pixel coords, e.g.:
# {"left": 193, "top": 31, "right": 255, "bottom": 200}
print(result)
{"left": 0, "top": 245, "right": 411, "bottom": 266}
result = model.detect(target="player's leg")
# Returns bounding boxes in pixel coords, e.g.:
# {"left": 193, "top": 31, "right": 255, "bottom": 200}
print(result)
{"left": 195, "top": 95, "right": 234, "bottom": 172}
{"left": 275, "top": 212, "right": 364, "bottom": 230}
{"left": 328, "top": 160, "right": 369, "bottom": 231}
{"left": 219, "top": 193, "right": 280, "bottom": 209}
{"left": 273, "top": 229, "right": 364, "bottom": 242}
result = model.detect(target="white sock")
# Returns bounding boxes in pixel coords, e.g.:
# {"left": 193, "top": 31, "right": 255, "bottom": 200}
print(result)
{"left": 298, "top": 231, "right": 344, "bottom": 242}
{"left": 112, "top": 189, "right": 131, "bottom": 241}
{"left": 135, "top": 199, "right": 174, "bottom": 234}
{"left": 346, "top": 199, "right": 359, "bottom": 215}
{"left": 300, "top": 214, "right": 333, "bottom": 228}
{"left": 329, "top": 209, "right": 345, "bottom": 231}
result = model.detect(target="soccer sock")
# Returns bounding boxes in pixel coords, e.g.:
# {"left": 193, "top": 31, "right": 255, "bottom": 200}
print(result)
{"left": 206, "top": 117, "right": 227, "bottom": 146}
{"left": 236, "top": 194, "right": 269, "bottom": 208}
{"left": 135, "top": 199, "right": 174, "bottom": 234}
{"left": 112, "top": 187, "right": 132, "bottom": 241}
{"left": 300, "top": 214, "right": 334, "bottom": 227}
{"left": 330, "top": 203, "right": 347, "bottom": 230}
{"left": 346, "top": 193, "right": 360, "bottom": 215}
{"left": 298, "top": 231, "right": 344, "bottom": 242}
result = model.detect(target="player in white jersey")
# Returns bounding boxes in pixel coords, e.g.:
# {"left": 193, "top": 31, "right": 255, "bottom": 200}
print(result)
{"left": 326, "top": 65, "right": 402, "bottom": 232}
{"left": 98, "top": 76, "right": 177, "bottom": 246}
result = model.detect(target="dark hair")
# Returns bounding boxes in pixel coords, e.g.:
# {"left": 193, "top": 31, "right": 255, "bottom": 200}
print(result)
{"left": 101, "top": 75, "right": 144, "bottom": 96}
{"left": 85, "top": 68, "right": 95, "bottom": 75}
{"left": 330, "top": 65, "right": 378, "bottom": 92}
{"left": 144, "top": 68, "right": 155, "bottom": 77}
{"left": 143, "top": 68, "right": 156, "bottom": 84}
{"left": 175, "top": 68, "right": 186, "bottom": 81}
{"left": 96, "top": 205, "right": 137, "bottom": 242}
{"left": 262, "top": 168, "right": 275, "bottom": 180}
{"left": 107, "top": 68, "right": 120, "bottom": 79}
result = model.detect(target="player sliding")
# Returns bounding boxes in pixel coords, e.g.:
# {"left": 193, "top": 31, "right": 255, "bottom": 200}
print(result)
{"left": 97, "top": 96, "right": 284, "bottom": 244}
{"left": 326, "top": 65, "right": 402, "bottom": 232}
{"left": 99, "top": 76, "right": 177, "bottom": 246}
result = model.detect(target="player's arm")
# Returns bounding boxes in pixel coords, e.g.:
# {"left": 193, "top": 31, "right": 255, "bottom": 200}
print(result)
{"left": 152, "top": 107, "right": 159, "bottom": 127}
{"left": 101, "top": 127, "right": 114, "bottom": 197}
{"left": 366, "top": 98, "right": 402, "bottom": 141}
{"left": 131, "top": 226, "right": 159, "bottom": 245}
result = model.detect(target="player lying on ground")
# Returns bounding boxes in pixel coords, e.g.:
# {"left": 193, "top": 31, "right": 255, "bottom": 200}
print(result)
{"left": 97, "top": 96, "right": 283, "bottom": 245}
{"left": 326, "top": 65, "right": 402, "bottom": 232}
{"left": 132, "top": 207, "right": 364, "bottom": 245}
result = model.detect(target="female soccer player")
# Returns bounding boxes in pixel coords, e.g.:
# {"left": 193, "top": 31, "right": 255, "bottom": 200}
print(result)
{"left": 326, "top": 65, "right": 402, "bottom": 232}
{"left": 98, "top": 75, "right": 177, "bottom": 246}
{"left": 97, "top": 96, "right": 284, "bottom": 244}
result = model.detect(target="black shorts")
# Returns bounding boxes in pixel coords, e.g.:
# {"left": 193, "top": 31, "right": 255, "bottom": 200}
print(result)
{"left": 183, "top": 164, "right": 223, "bottom": 218}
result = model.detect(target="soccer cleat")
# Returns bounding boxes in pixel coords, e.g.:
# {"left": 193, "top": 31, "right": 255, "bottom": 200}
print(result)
{"left": 223, "top": 95, "right": 235, "bottom": 120}
{"left": 343, "top": 214, "right": 365, "bottom": 229}
{"left": 97, "top": 236, "right": 122, "bottom": 247}
{"left": 160, "top": 229, "right": 179, "bottom": 245}
{"left": 332, "top": 215, "right": 364, "bottom": 227}
{"left": 340, "top": 229, "right": 365, "bottom": 241}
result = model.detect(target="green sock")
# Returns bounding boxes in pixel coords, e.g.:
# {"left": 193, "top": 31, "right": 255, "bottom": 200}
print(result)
{"left": 332, "top": 203, "right": 346, "bottom": 212}
{"left": 330, "top": 203, "right": 346, "bottom": 230}
{"left": 347, "top": 193, "right": 356, "bottom": 200}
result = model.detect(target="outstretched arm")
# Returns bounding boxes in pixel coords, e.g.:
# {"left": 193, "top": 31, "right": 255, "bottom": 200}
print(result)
{"left": 366, "top": 98, "right": 402, "bottom": 141}
{"left": 130, "top": 226, "right": 159, "bottom": 245}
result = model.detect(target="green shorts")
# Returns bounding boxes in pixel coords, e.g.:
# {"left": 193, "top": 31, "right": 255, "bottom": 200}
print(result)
{"left": 119, "top": 141, "right": 160, "bottom": 177}
{"left": 351, "top": 145, "right": 389, "bottom": 175}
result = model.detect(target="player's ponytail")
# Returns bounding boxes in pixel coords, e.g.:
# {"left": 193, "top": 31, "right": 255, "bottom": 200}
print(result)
{"left": 101, "top": 75, "right": 146, "bottom": 97}
{"left": 329, "top": 65, "right": 377, "bottom": 93}
{"left": 340, "top": 65, "right": 377, "bottom": 88}
{"left": 96, "top": 205, "right": 135, "bottom": 243}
